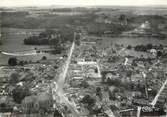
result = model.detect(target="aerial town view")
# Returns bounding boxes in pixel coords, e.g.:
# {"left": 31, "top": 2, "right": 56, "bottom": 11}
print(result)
{"left": 0, "top": 2, "right": 167, "bottom": 117}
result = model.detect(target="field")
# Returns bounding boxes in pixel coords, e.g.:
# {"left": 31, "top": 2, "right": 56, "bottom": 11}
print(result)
{"left": 89, "top": 36, "right": 167, "bottom": 58}
{"left": 0, "top": 28, "right": 57, "bottom": 65}
{"left": 89, "top": 36, "right": 167, "bottom": 46}
{"left": 1, "top": 7, "right": 167, "bottom": 64}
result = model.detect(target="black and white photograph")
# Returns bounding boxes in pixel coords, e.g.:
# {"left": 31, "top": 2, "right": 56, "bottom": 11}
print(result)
{"left": 0, "top": 0, "right": 167, "bottom": 117}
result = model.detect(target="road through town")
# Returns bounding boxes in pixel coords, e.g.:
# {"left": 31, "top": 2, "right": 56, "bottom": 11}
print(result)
{"left": 151, "top": 78, "right": 167, "bottom": 107}
{"left": 53, "top": 41, "right": 80, "bottom": 117}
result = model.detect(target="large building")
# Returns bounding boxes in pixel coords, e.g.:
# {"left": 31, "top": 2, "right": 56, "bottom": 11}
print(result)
{"left": 22, "top": 93, "right": 53, "bottom": 113}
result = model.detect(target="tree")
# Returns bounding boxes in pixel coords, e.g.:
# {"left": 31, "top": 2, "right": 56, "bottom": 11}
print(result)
{"left": 9, "top": 72, "right": 19, "bottom": 84}
{"left": 95, "top": 68, "right": 98, "bottom": 73}
{"left": 158, "top": 44, "right": 163, "bottom": 50}
{"left": 132, "top": 60, "right": 137, "bottom": 66}
{"left": 126, "top": 70, "right": 132, "bottom": 81}
{"left": 81, "top": 95, "right": 95, "bottom": 107}
{"left": 54, "top": 109, "right": 63, "bottom": 117}
{"left": 41, "top": 56, "right": 47, "bottom": 60}
{"left": 96, "top": 87, "right": 101, "bottom": 93}
{"left": 12, "top": 86, "right": 30, "bottom": 104}
{"left": 108, "top": 90, "right": 116, "bottom": 100}
{"left": 119, "top": 14, "right": 127, "bottom": 25}
{"left": 106, "top": 79, "right": 122, "bottom": 86}
{"left": 157, "top": 51, "right": 163, "bottom": 58}
{"left": 119, "top": 14, "right": 126, "bottom": 22}
{"left": 96, "top": 87, "right": 102, "bottom": 100}
{"left": 127, "top": 45, "right": 132, "bottom": 50}
{"left": 134, "top": 45, "right": 147, "bottom": 52}
{"left": 8, "top": 57, "right": 17, "bottom": 66}
{"left": 18, "top": 61, "right": 24, "bottom": 66}
{"left": 0, "top": 103, "right": 6, "bottom": 112}
{"left": 146, "top": 44, "right": 153, "bottom": 50}
{"left": 80, "top": 80, "right": 89, "bottom": 88}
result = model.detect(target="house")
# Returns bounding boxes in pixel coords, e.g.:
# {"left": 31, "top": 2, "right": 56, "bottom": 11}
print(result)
{"left": 0, "top": 96, "right": 14, "bottom": 112}
{"left": 101, "top": 71, "right": 119, "bottom": 82}
{"left": 131, "top": 74, "right": 143, "bottom": 83}
{"left": 0, "top": 112, "right": 12, "bottom": 117}
{"left": 72, "top": 77, "right": 84, "bottom": 80}
{"left": 149, "top": 49, "right": 157, "bottom": 56}
{"left": 22, "top": 93, "right": 53, "bottom": 113}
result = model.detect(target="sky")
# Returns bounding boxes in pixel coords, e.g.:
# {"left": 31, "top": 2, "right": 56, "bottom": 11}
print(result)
{"left": 0, "top": 0, "right": 167, "bottom": 7}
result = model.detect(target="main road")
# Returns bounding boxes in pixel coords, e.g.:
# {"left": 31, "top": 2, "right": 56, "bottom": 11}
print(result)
{"left": 151, "top": 77, "right": 167, "bottom": 107}
{"left": 52, "top": 40, "right": 80, "bottom": 117}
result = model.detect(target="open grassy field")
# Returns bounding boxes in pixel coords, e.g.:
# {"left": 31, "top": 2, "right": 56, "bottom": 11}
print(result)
{"left": 0, "top": 28, "right": 58, "bottom": 65}
{"left": 89, "top": 36, "right": 167, "bottom": 46}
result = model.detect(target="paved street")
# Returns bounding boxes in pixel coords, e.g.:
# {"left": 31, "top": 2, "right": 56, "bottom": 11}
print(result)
{"left": 151, "top": 78, "right": 167, "bottom": 107}
{"left": 52, "top": 41, "right": 80, "bottom": 117}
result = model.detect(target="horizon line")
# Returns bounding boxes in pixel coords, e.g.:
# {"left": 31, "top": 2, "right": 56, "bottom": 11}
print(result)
{"left": 1, "top": 4, "right": 167, "bottom": 8}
